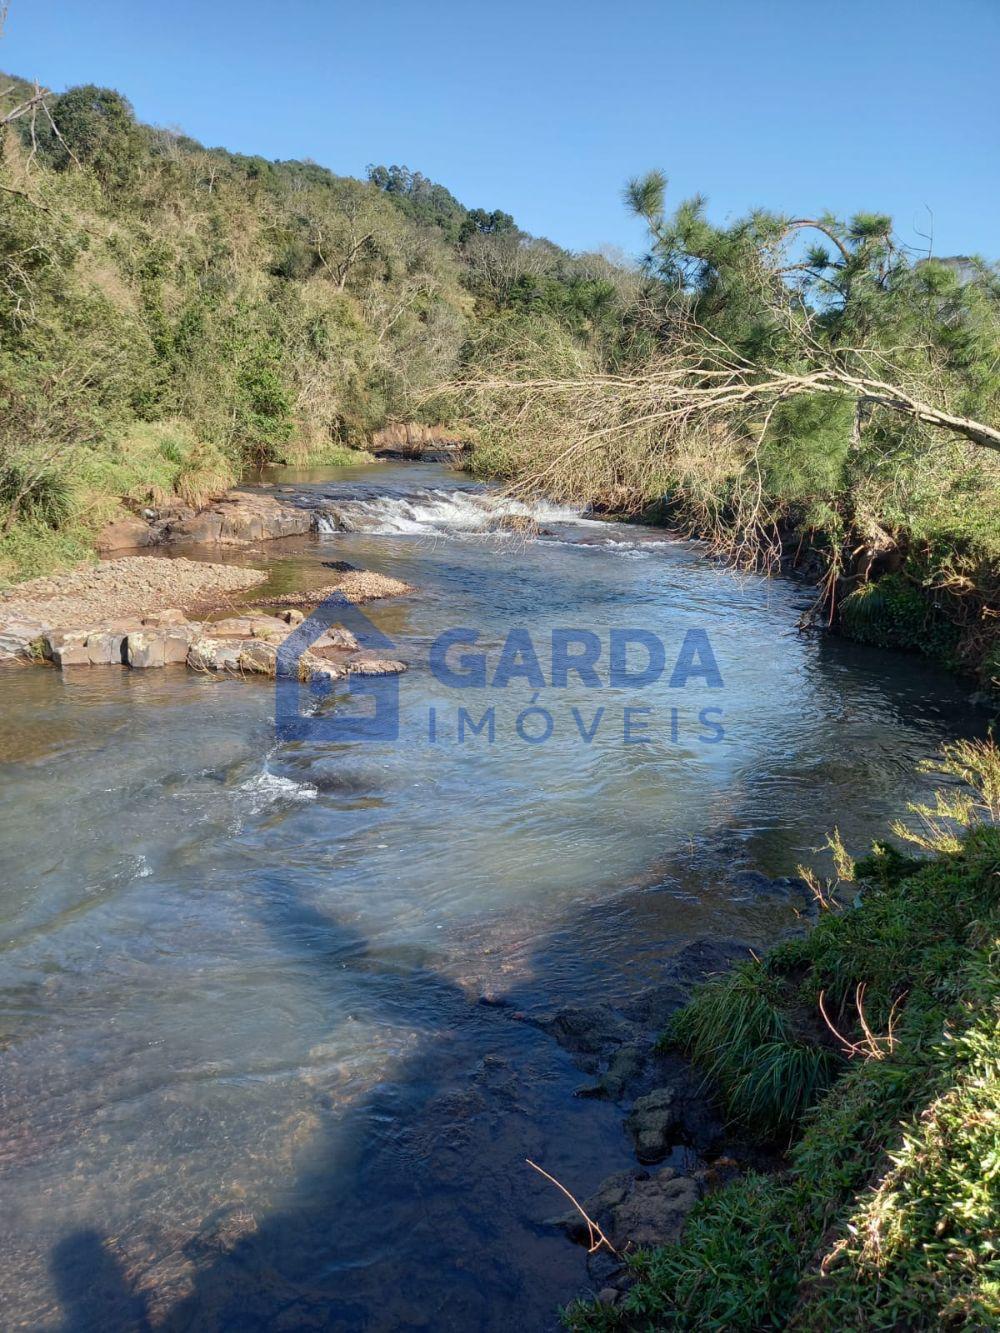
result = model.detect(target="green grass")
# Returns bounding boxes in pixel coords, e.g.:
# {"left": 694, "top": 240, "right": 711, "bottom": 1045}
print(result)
{"left": 567, "top": 766, "right": 1000, "bottom": 1330}
{"left": 0, "top": 518, "right": 95, "bottom": 584}
{"left": 665, "top": 967, "right": 841, "bottom": 1135}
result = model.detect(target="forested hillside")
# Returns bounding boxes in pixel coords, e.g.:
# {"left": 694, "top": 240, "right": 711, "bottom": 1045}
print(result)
{"left": 2, "top": 68, "right": 999, "bottom": 687}
{"left": 0, "top": 74, "right": 634, "bottom": 577}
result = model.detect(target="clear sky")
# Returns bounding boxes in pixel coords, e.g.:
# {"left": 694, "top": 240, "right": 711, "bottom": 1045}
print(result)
{"left": 2, "top": 0, "right": 997, "bottom": 259}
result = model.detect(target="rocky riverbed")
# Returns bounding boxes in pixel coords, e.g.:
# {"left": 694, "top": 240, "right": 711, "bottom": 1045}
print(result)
{"left": 524, "top": 936, "right": 768, "bottom": 1306}
{"left": 0, "top": 458, "right": 985, "bottom": 1329}
{"left": 0, "top": 556, "right": 412, "bottom": 679}
{"left": 96, "top": 490, "right": 320, "bottom": 552}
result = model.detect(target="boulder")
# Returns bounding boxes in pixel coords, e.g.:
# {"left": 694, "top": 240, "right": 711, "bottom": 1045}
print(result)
{"left": 95, "top": 515, "right": 154, "bottom": 552}
{"left": 86, "top": 632, "right": 127, "bottom": 665}
{"left": 305, "top": 655, "right": 345, "bottom": 685}
{"left": 625, "top": 1088, "right": 681, "bottom": 1163}
{"left": 238, "top": 640, "right": 278, "bottom": 676}
{"left": 54, "top": 641, "right": 93, "bottom": 668}
{"left": 204, "top": 617, "right": 257, "bottom": 639}
{"left": 534, "top": 1004, "right": 631, "bottom": 1060}
{"left": 548, "top": 1166, "right": 702, "bottom": 1251}
{"left": 169, "top": 511, "right": 224, "bottom": 543}
{"left": 205, "top": 616, "right": 291, "bottom": 642}
{"left": 187, "top": 638, "right": 243, "bottom": 673}
{"left": 344, "top": 656, "right": 406, "bottom": 676}
{"left": 369, "top": 423, "right": 467, "bottom": 460}
{"left": 608, "top": 1169, "right": 701, "bottom": 1248}
{"left": 141, "top": 608, "right": 188, "bottom": 628}
{"left": 160, "top": 491, "right": 315, "bottom": 545}
{"left": 44, "top": 630, "right": 90, "bottom": 667}
{"left": 126, "top": 631, "right": 166, "bottom": 669}
{"left": 250, "top": 617, "right": 298, "bottom": 643}
{"left": 0, "top": 620, "right": 47, "bottom": 660}
{"left": 486, "top": 513, "right": 546, "bottom": 537}
{"left": 311, "top": 626, "right": 360, "bottom": 652}
{"left": 577, "top": 1043, "right": 646, "bottom": 1101}
{"left": 163, "top": 629, "right": 195, "bottom": 664}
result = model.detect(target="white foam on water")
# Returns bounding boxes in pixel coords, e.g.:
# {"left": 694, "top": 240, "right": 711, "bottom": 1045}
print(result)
{"left": 314, "top": 488, "right": 586, "bottom": 537}
{"left": 238, "top": 771, "right": 318, "bottom": 808}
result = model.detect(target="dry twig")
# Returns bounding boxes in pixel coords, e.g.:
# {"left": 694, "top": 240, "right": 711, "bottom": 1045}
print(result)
{"left": 818, "top": 984, "right": 906, "bottom": 1061}
{"left": 526, "top": 1159, "right": 620, "bottom": 1256}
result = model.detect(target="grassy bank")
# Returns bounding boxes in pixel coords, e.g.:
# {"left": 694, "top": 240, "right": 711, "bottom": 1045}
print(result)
{"left": 567, "top": 741, "right": 1000, "bottom": 1331}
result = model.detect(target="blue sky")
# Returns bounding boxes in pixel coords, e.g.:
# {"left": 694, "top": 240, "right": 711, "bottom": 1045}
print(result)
{"left": 3, "top": 0, "right": 997, "bottom": 259}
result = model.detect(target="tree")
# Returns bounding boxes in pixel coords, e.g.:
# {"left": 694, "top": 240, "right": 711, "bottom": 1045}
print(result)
{"left": 457, "top": 207, "right": 516, "bottom": 243}
{"left": 454, "top": 172, "right": 1000, "bottom": 600}
{"left": 620, "top": 172, "right": 1000, "bottom": 450}
{"left": 366, "top": 163, "right": 468, "bottom": 241}
{"left": 44, "top": 85, "right": 145, "bottom": 187}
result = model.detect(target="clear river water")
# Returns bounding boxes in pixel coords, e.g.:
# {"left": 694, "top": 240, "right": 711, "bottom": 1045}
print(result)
{"left": 0, "top": 462, "right": 986, "bottom": 1330}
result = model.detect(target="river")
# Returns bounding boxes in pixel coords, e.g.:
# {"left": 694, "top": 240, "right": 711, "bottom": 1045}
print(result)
{"left": 0, "top": 461, "right": 985, "bottom": 1330}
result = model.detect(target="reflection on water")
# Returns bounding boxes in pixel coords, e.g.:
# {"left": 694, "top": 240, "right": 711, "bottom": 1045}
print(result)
{"left": 0, "top": 463, "right": 987, "bottom": 1329}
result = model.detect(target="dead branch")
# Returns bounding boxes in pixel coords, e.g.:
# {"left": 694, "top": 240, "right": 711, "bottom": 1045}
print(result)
{"left": 453, "top": 323, "right": 1000, "bottom": 456}
{"left": 818, "top": 984, "right": 906, "bottom": 1061}
{"left": 526, "top": 1159, "right": 619, "bottom": 1256}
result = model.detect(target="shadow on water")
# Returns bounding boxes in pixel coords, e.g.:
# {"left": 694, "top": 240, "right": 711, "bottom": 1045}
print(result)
{"left": 37, "top": 463, "right": 993, "bottom": 1331}
{"left": 52, "top": 1229, "right": 151, "bottom": 1332}
{"left": 48, "top": 883, "right": 650, "bottom": 1332}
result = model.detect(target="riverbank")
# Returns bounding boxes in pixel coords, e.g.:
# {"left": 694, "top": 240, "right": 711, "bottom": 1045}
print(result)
{"left": 565, "top": 740, "right": 1000, "bottom": 1330}
{"left": 476, "top": 459, "right": 1000, "bottom": 696}
{"left": 0, "top": 553, "right": 412, "bottom": 676}
{"left": 461, "top": 399, "right": 1000, "bottom": 694}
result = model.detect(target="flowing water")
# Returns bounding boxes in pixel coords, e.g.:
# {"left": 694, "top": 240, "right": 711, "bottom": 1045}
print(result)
{"left": 0, "top": 462, "right": 986, "bottom": 1330}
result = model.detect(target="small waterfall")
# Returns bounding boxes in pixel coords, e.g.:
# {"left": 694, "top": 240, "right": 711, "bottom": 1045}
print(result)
{"left": 313, "top": 487, "right": 585, "bottom": 536}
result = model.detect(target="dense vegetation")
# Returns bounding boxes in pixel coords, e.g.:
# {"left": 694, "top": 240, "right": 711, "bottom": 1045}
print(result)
{"left": 461, "top": 177, "right": 1000, "bottom": 684}
{"left": 568, "top": 739, "right": 1000, "bottom": 1330}
{"left": 0, "top": 70, "right": 635, "bottom": 579}
{"left": 4, "top": 61, "right": 997, "bottom": 687}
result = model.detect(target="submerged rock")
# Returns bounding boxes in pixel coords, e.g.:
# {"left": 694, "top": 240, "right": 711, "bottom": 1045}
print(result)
{"left": 486, "top": 513, "right": 550, "bottom": 537}
{"left": 576, "top": 1043, "right": 647, "bottom": 1101}
{"left": 534, "top": 1004, "right": 631, "bottom": 1061}
{"left": 729, "top": 870, "right": 812, "bottom": 906}
{"left": 610, "top": 1168, "right": 701, "bottom": 1248}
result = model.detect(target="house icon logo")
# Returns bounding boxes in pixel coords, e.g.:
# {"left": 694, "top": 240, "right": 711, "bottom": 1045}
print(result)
{"left": 275, "top": 592, "right": 401, "bottom": 743}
